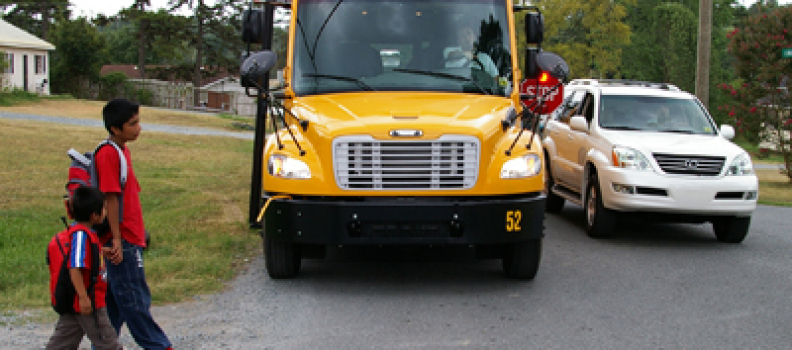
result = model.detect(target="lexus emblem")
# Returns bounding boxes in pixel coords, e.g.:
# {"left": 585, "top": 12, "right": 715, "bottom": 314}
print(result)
{"left": 684, "top": 159, "right": 699, "bottom": 169}
{"left": 390, "top": 129, "right": 423, "bottom": 137}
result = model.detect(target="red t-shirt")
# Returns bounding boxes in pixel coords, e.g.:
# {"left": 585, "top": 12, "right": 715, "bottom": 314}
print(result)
{"left": 48, "top": 223, "right": 107, "bottom": 311}
{"left": 94, "top": 143, "right": 146, "bottom": 247}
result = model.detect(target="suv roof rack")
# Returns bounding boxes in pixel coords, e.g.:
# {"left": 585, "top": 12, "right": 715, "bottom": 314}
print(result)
{"left": 568, "top": 79, "right": 680, "bottom": 91}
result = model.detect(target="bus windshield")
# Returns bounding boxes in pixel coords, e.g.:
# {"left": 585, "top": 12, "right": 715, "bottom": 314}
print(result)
{"left": 293, "top": 0, "right": 513, "bottom": 96}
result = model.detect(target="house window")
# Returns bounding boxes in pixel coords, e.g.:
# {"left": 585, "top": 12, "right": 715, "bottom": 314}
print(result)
{"left": 4, "top": 53, "right": 12, "bottom": 73}
{"left": 35, "top": 54, "right": 46, "bottom": 74}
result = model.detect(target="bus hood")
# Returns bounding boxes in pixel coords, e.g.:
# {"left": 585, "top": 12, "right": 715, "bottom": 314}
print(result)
{"left": 291, "top": 92, "right": 512, "bottom": 139}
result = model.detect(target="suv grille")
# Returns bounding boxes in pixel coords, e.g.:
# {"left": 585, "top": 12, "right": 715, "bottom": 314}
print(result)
{"left": 334, "top": 136, "right": 479, "bottom": 190}
{"left": 652, "top": 153, "right": 725, "bottom": 176}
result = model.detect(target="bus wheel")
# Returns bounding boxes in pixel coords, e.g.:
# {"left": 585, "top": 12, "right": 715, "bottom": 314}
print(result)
{"left": 502, "top": 239, "right": 542, "bottom": 280}
{"left": 264, "top": 234, "right": 301, "bottom": 279}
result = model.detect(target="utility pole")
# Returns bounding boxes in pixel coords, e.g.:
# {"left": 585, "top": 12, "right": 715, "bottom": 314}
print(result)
{"left": 696, "top": 0, "right": 712, "bottom": 108}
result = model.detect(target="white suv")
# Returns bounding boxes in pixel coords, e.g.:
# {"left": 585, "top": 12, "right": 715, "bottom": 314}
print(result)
{"left": 541, "top": 79, "right": 758, "bottom": 242}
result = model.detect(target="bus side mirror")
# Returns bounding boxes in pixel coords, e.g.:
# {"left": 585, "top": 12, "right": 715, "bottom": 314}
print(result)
{"left": 525, "top": 12, "right": 544, "bottom": 45}
{"left": 535, "top": 51, "right": 570, "bottom": 82}
{"left": 241, "top": 50, "right": 277, "bottom": 89}
{"left": 242, "top": 9, "right": 268, "bottom": 44}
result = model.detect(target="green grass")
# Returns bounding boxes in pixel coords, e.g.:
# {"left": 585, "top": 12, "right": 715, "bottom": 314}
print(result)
{"left": 731, "top": 136, "right": 792, "bottom": 205}
{"left": 0, "top": 117, "right": 259, "bottom": 314}
{"left": 733, "top": 136, "right": 787, "bottom": 164}
{"left": 0, "top": 89, "right": 40, "bottom": 106}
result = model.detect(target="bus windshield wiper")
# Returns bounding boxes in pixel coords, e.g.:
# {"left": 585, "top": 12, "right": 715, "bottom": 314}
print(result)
{"left": 392, "top": 68, "right": 490, "bottom": 95}
{"left": 302, "top": 73, "right": 376, "bottom": 91}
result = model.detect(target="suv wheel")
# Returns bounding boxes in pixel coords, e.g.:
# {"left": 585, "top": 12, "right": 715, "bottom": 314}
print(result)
{"left": 584, "top": 174, "right": 616, "bottom": 238}
{"left": 712, "top": 216, "right": 751, "bottom": 243}
{"left": 544, "top": 158, "right": 565, "bottom": 213}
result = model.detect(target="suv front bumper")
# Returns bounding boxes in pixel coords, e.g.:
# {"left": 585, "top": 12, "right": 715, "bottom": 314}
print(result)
{"left": 600, "top": 169, "right": 758, "bottom": 216}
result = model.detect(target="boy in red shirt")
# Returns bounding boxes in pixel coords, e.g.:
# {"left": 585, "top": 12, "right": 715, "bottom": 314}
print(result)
{"left": 46, "top": 186, "right": 122, "bottom": 350}
{"left": 96, "top": 99, "right": 172, "bottom": 350}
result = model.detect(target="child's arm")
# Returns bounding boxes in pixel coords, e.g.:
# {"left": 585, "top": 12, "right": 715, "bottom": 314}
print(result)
{"left": 105, "top": 193, "right": 123, "bottom": 264}
{"left": 69, "top": 268, "right": 92, "bottom": 315}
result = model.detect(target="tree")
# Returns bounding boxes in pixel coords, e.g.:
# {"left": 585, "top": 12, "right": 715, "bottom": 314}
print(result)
{"left": 620, "top": 0, "right": 738, "bottom": 124}
{"left": 169, "top": 0, "right": 246, "bottom": 107}
{"left": 48, "top": 17, "right": 108, "bottom": 96}
{"left": 723, "top": 5, "right": 792, "bottom": 182}
{"left": 0, "top": 0, "right": 69, "bottom": 40}
{"left": 524, "top": 0, "right": 633, "bottom": 79}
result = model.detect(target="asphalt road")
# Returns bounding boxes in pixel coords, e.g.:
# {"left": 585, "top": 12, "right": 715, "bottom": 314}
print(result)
{"left": 118, "top": 204, "right": 792, "bottom": 349}
{"left": 3, "top": 204, "right": 790, "bottom": 349}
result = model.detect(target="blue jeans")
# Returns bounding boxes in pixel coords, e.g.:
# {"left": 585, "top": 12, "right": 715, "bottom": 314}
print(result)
{"left": 105, "top": 240, "right": 171, "bottom": 350}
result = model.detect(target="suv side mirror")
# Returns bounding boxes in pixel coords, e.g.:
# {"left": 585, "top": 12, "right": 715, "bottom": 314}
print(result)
{"left": 570, "top": 115, "right": 588, "bottom": 132}
{"left": 720, "top": 124, "right": 735, "bottom": 140}
{"left": 241, "top": 50, "right": 277, "bottom": 89}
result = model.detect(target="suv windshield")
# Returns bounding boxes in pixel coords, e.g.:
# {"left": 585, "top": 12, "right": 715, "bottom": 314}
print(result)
{"left": 599, "top": 95, "right": 717, "bottom": 135}
{"left": 293, "top": 0, "right": 512, "bottom": 96}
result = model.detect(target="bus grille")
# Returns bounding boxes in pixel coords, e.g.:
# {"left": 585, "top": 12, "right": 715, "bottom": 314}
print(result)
{"left": 334, "top": 136, "right": 479, "bottom": 190}
{"left": 653, "top": 153, "right": 725, "bottom": 176}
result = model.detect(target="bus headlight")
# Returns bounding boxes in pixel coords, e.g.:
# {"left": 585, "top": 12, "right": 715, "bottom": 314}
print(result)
{"left": 268, "top": 155, "right": 311, "bottom": 179}
{"left": 501, "top": 154, "right": 542, "bottom": 179}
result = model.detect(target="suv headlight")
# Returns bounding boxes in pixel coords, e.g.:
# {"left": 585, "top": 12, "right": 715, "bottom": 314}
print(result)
{"left": 612, "top": 146, "right": 652, "bottom": 171}
{"left": 501, "top": 154, "right": 542, "bottom": 179}
{"left": 726, "top": 153, "right": 754, "bottom": 176}
{"left": 268, "top": 154, "right": 311, "bottom": 179}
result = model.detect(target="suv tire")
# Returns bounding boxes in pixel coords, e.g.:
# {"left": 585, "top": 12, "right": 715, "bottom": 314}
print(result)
{"left": 264, "top": 233, "right": 302, "bottom": 279}
{"left": 544, "top": 158, "right": 565, "bottom": 213}
{"left": 584, "top": 174, "right": 616, "bottom": 238}
{"left": 712, "top": 216, "right": 751, "bottom": 243}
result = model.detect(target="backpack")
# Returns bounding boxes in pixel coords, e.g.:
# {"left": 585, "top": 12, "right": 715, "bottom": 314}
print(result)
{"left": 64, "top": 140, "right": 127, "bottom": 236}
{"left": 47, "top": 226, "right": 100, "bottom": 315}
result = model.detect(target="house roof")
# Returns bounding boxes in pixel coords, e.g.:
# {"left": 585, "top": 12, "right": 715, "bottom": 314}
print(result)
{"left": 0, "top": 17, "right": 55, "bottom": 51}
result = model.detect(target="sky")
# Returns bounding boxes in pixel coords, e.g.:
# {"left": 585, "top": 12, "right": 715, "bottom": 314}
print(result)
{"left": 67, "top": 0, "right": 792, "bottom": 18}
{"left": 68, "top": 0, "right": 216, "bottom": 18}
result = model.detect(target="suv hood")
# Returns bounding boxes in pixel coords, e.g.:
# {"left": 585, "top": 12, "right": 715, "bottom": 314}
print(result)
{"left": 600, "top": 130, "right": 746, "bottom": 157}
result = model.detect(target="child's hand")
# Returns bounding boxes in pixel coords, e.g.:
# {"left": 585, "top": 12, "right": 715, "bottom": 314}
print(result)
{"left": 101, "top": 247, "right": 122, "bottom": 264}
{"left": 108, "top": 238, "right": 123, "bottom": 264}
{"left": 78, "top": 295, "right": 93, "bottom": 315}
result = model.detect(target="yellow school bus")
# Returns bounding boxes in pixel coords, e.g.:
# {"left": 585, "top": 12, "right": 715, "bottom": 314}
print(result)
{"left": 242, "top": 0, "right": 568, "bottom": 279}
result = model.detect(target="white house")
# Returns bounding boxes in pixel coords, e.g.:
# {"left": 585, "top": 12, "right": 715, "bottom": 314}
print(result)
{"left": 0, "top": 17, "right": 55, "bottom": 94}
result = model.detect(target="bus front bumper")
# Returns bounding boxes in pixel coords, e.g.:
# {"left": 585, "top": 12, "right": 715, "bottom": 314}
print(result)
{"left": 261, "top": 195, "right": 546, "bottom": 245}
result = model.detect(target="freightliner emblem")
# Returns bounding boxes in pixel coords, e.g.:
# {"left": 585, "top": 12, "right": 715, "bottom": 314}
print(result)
{"left": 390, "top": 129, "right": 423, "bottom": 137}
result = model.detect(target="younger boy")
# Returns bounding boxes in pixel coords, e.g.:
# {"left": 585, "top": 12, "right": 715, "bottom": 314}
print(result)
{"left": 46, "top": 186, "right": 122, "bottom": 350}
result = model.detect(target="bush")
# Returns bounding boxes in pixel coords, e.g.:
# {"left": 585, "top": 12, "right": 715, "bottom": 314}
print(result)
{"left": 134, "top": 88, "right": 154, "bottom": 106}
{"left": 0, "top": 88, "right": 40, "bottom": 106}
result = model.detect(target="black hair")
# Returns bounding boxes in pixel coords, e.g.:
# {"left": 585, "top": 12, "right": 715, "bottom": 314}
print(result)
{"left": 70, "top": 186, "right": 105, "bottom": 222}
{"left": 102, "top": 98, "right": 140, "bottom": 135}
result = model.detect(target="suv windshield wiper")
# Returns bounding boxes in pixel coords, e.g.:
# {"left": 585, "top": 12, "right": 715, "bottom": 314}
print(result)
{"left": 603, "top": 126, "right": 643, "bottom": 131}
{"left": 392, "top": 68, "right": 490, "bottom": 95}
{"left": 302, "top": 73, "right": 376, "bottom": 91}
{"left": 660, "top": 129, "right": 696, "bottom": 134}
